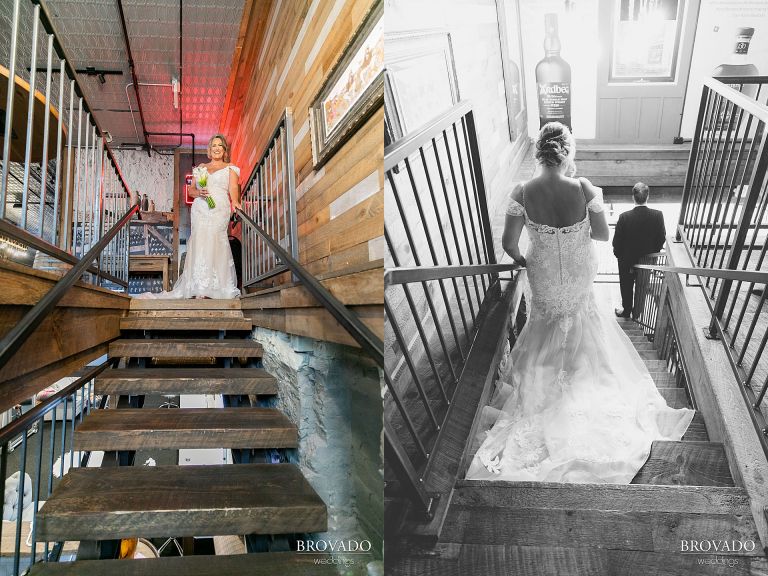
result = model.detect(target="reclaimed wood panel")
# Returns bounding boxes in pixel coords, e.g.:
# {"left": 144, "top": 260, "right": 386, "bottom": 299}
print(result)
{"left": 37, "top": 464, "right": 327, "bottom": 541}
{"left": 119, "top": 317, "right": 253, "bottom": 331}
{"left": 221, "top": 0, "right": 384, "bottom": 295}
{"left": 631, "top": 441, "right": 733, "bottom": 486}
{"left": 94, "top": 367, "right": 276, "bottom": 396}
{"left": 109, "top": 339, "right": 263, "bottom": 359}
{"left": 442, "top": 483, "right": 760, "bottom": 552}
{"left": 75, "top": 408, "right": 297, "bottom": 451}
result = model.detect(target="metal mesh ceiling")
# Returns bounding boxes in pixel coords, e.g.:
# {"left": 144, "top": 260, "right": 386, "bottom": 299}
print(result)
{"left": 38, "top": 0, "right": 246, "bottom": 148}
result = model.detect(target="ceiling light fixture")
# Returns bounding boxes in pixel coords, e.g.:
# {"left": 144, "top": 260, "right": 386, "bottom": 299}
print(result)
{"left": 172, "top": 76, "right": 179, "bottom": 110}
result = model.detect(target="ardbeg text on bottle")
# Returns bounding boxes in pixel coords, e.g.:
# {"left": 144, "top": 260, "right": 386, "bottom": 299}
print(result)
{"left": 535, "top": 13, "right": 572, "bottom": 131}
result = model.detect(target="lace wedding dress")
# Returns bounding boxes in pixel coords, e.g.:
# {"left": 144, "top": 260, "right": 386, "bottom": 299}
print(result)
{"left": 134, "top": 165, "right": 240, "bottom": 300}
{"left": 466, "top": 186, "right": 694, "bottom": 483}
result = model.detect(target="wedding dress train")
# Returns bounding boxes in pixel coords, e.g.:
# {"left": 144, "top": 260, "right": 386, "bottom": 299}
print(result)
{"left": 466, "top": 187, "right": 694, "bottom": 483}
{"left": 134, "top": 165, "right": 240, "bottom": 300}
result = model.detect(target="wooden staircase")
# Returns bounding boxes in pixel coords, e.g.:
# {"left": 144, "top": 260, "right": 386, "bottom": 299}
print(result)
{"left": 30, "top": 298, "right": 334, "bottom": 574}
{"left": 389, "top": 318, "right": 768, "bottom": 575}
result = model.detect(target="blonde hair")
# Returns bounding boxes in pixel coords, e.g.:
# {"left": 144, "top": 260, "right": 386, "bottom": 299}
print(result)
{"left": 207, "top": 134, "right": 230, "bottom": 162}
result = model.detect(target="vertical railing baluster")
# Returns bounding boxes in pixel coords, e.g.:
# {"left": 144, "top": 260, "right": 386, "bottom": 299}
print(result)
{"left": 52, "top": 60, "right": 66, "bottom": 247}
{"left": 38, "top": 34, "right": 55, "bottom": 240}
{"left": 30, "top": 416, "right": 44, "bottom": 566}
{"left": 62, "top": 84, "right": 76, "bottom": 251}
{"left": 14, "top": 431, "right": 28, "bottom": 575}
{"left": 20, "top": 5, "right": 41, "bottom": 230}
{"left": 284, "top": 112, "right": 299, "bottom": 261}
{"left": 1, "top": 0, "right": 21, "bottom": 220}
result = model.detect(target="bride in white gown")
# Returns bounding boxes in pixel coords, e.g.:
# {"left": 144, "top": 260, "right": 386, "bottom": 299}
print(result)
{"left": 135, "top": 134, "right": 241, "bottom": 300}
{"left": 466, "top": 122, "right": 694, "bottom": 484}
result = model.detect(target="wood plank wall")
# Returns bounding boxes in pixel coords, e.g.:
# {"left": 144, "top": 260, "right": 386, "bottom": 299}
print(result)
{"left": 0, "top": 261, "right": 129, "bottom": 412}
{"left": 220, "top": 0, "right": 383, "bottom": 287}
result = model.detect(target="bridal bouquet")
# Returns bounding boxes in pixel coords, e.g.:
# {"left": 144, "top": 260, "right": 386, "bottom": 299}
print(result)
{"left": 192, "top": 166, "right": 215, "bottom": 209}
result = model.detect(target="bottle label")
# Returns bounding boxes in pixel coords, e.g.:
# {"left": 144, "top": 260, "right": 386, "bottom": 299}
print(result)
{"left": 538, "top": 82, "right": 571, "bottom": 121}
{"left": 735, "top": 41, "right": 750, "bottom": 55}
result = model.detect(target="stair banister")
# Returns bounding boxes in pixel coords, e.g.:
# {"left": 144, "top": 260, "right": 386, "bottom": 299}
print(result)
{"left": 236, "top": 208, "right": 384, "bottom": 368}
{"left": 0, "top": 204, "right": 139, "bottom": 370}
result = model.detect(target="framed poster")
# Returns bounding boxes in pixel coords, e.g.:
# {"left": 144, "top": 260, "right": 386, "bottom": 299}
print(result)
{"left": 384, "top": 29, "right": 460, "bottom": 143}
{"left": 309, "top": 0, "right": 384, "bottom": 169}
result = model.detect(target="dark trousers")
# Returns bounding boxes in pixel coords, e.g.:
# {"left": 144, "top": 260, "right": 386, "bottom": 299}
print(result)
{"left": 229, "top": 237, "right": 242, "bottom": 290}
{"left": 618, "top": 260, "right": 637, "bottom": 317}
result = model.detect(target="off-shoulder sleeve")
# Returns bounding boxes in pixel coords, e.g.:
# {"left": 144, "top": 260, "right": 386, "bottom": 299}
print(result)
{"left": 586, "top": 186, "right": 605, "bottom": 213}
{"left": 506, "top": 196, "right": 525, "bottom": 217}
{"left": 228, "top": 165, "right": 241, "bottom": 177}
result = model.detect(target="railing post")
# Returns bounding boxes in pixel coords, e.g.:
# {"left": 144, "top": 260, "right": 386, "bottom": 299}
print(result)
{"left": 709, "top": 121, "right": 768, "bottom": 337}
{"left": 463, "top": 110, "right": 496, "bottom": 265}
{"left": 678, "top": 85, "right": 711, "bottom": 240}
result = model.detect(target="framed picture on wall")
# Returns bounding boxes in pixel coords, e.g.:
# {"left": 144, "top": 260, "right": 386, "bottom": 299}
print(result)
{"left": 309, "top": 0, "right": 384, "bottom": 169}
{"left": 384, "top": 29, "right": 460, "bottom": 143}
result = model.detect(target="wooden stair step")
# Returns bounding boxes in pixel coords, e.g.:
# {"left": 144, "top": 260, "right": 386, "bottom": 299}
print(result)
{"left": 27, "top": 552, "right": 339, "bottom": 575}
{"left": 95, "top": 367, "right": 277, "bottom": 395}
{"left": 643, "top": 359, "right": 667, "bottom": 371}
{"left": 443, "top": 482, "right": 759, "bottom": 551}
{"left": 109, "top": 339, "right": 263, "bottom": 359}
{"left": 75, "top": 408, "right": 297, "bottom": 451}
{"left": 657, "top": 387, "right": 689, "bottom": 408}
{"left": 129, "top": 309, "right": 246, "bottom": 318}
{"left": 36, "top": 464, "right": 326, "bottom": 541}
{"left": 649, "top": 372, "right": 676, "bottom": 388}
{"left": 391, "top": 545, "right": 768, "bottom": 575}
{"left": 631, "top": 342, "right": 655, "bottom": 352}
{"left": 631, "top": 441, "right": 733, "bottom": 486}
{"left": 636, "top": 349, "right": 659, "bottom": 360}
{"left": 120, "top": 317, "right": 253, "bottom": 331}
{"left": 627, "top": 335, "right": 649, "bottom": 343}
{"left": 682, "top": 412, "right": 708, "bottom": 442}
{"left": 130, "top": 299, "right": 242, "bottom": 311}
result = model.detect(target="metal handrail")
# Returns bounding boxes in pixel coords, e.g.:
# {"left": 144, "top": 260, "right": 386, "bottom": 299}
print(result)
{"left": 0, "top": 360, "right": 111, "bottom": 445}
{"left": 385, "top": 263, "right": 521, "bottom": 285}
{"left": 384, "top": 101, "right": 472, "bottom": 172}
{"left": 236, "top": 209, "right": 383, "bottom": 367}
{"left": 635, "top": 264, "right": 768, "bottom": 283}
{"left": 0, "top": 219, "right": 126, "bottom": 287}
{"left": 706, "top": 77, "right": 768, "bottom": 122}
{"left": 0, "top": 204, "right": 138, "bottom": 369}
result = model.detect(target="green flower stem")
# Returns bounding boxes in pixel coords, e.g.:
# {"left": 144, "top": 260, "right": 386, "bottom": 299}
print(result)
{"left": 206, "top": 196, "right": 216, "bottom": 209}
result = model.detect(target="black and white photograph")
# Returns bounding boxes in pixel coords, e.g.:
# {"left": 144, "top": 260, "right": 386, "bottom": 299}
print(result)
{"left": 384, "top": 0, "right": 768, "bottom": 574}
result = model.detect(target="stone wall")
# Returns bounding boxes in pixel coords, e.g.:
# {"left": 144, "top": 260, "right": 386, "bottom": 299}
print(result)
{"left": 252, "top": 327, "right": 383, "bottom": 568}
{"left": 111, "top": 149, "right": 174, "bottom": 212}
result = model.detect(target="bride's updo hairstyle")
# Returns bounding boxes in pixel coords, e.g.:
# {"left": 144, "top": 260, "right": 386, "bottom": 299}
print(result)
{"left": 207, "top": 134, "right": 231, "bottom": 163}
{"left": 535, "top": 122, "right": 574, "bottom": 168}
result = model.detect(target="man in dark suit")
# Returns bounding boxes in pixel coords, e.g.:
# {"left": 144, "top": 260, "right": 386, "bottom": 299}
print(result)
{"left": 612, "top": 182, "right": 666, "bottom": 318}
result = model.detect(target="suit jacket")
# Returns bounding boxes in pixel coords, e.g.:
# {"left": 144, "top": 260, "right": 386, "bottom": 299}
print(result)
{"left": 612, "top": 205, "right": 666, "bottom": 266}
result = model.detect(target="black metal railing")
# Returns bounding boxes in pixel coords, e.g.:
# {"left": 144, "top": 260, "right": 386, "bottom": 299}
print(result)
{"left": 677, "top": 77, "right": 768, "bottom": 331}
{"left": 236, "top": 208, "right": 382, "bottom": 366}
{"left": 240, "top": 109, "right": 298, "bottom": 286}
{"left": 1, "top": 0, "right": 133, "bottom": 287}
{"left": 0, "top": 359, "right": 110, "bottom": 575}
{"left": 636, "top": 263, "right": 768, "bottom": 457}
{"left": 633, "top": 252, "right": 666, "bottom": 338}
{"left": 657, "top": 299, "right": 698, "bottom": 411}
{"left": 0, "top": 204, "right": 138, "bottom": 370}
{"left": 384, "top": 263, "right": 521, "bottom": 517}
{"left": 383, "top": 101, "right": 506, "bottom": 517}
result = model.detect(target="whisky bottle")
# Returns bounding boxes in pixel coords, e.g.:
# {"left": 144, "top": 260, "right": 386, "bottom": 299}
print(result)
{"left": 713, "top": 27, "right": 759, "bottom": 97}
{"left": 712, "top": 28, "right": 759, "bottom": 129}
{"left": 535, "top": 13, "right": 572, "bottom": 131}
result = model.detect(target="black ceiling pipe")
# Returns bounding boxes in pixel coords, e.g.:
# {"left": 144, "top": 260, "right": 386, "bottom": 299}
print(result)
{"left": 116, "top": 0, "right": 151, "bottom": 155}
{"left": 144, "top": 132, "right": 196, "bottom": 165}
